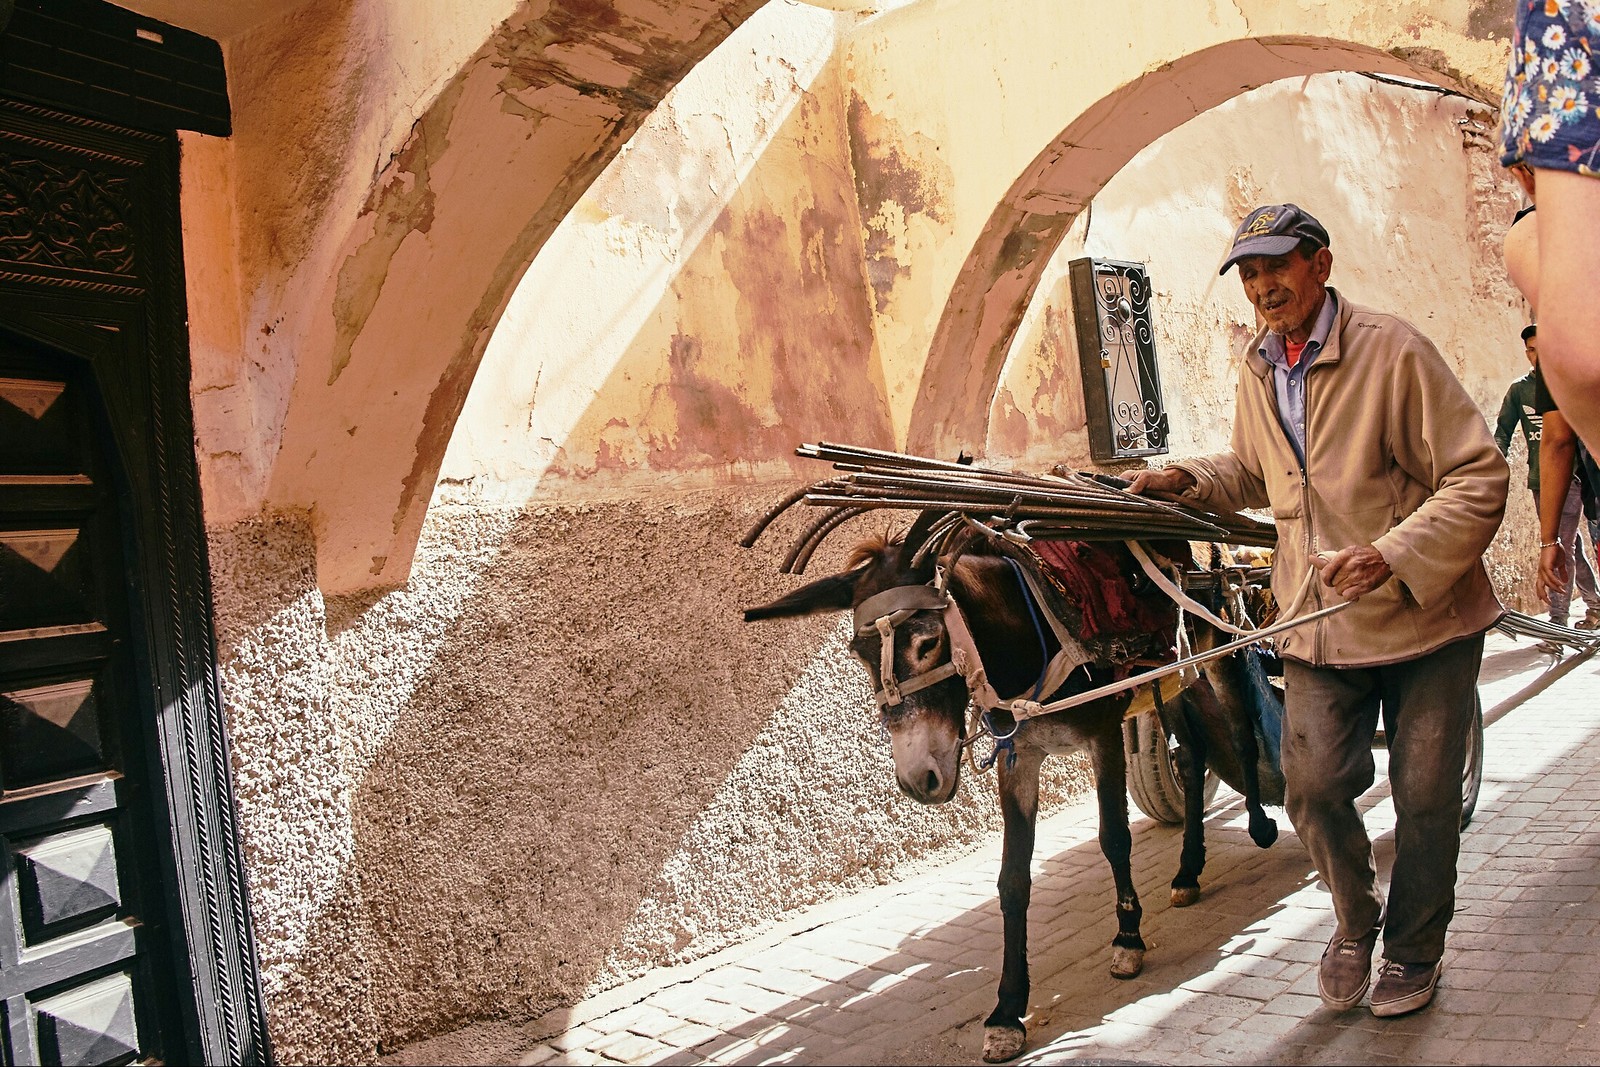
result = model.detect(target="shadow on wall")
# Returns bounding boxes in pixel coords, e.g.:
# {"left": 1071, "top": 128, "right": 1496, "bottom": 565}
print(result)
{"left": 342, "top": 491, "right": 1097, "bottom": 1050}
{"left": 348, "top": 493, "right": 839, "bottom": 1045}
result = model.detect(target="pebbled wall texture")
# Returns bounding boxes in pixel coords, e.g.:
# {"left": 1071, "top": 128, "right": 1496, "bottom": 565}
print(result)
{"left": 209, "top": 491, "right": 1096, "bottom": 1062}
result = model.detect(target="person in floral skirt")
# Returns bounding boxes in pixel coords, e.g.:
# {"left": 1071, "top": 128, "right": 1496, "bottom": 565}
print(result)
{"left": 1499, "top": 1, "right": 1600, "bottom": 454}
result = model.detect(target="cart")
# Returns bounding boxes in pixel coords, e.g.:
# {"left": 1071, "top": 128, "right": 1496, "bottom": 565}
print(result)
{"left": 1123, "top": 601, "right": 1600, "bottom": 830}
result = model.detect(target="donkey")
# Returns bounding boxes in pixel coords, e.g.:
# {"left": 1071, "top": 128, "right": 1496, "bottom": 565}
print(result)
{"left": 744, "top": 520, "right": 1280, "bottom": 1063}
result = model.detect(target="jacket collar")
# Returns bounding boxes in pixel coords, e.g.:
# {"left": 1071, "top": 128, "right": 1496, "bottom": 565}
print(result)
{"left": 1245, "top": 287, "right": 1351, "bottom": 379}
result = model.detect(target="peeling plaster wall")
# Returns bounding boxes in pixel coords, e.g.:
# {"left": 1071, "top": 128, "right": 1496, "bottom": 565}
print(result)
{"left": 843, "top": 0, "right": 1510, "bottom": 455}
{"left": 179, "top": 0, "right": 521, "bottom": 523}
{"left": 175, "top": 0, "right": 1515, "bottom": 591}
{"left": 436, "top": 3, "right": 889, "bottom": 500}
{"left": 987, "top": 73, "right": 1534, "bottom": 607}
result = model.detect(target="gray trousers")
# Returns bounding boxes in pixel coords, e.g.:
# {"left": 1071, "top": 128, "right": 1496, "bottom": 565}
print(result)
{"left": 1540, "top": 481, "right": 1600, "bottom": 624}
{"left": 1282, "top": 633, "right": 1483, "bottom": 966}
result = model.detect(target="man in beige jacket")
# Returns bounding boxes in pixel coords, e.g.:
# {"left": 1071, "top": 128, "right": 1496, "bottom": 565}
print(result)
{"left": 1131, "top": 203, "right": 1508, "bottom": 1019}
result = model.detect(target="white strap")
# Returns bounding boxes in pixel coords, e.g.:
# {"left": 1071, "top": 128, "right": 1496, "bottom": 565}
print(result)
{"left": 1125, "top": 540, "right": 1254, "bottom": 636}
{"left": 998, "top": 567, "right": 1347, "bottom": 721}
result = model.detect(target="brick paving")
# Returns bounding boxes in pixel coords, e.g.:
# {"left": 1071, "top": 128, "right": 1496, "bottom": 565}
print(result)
{"left": 386, "top": 631, "right": 1600, "bottom": 1066}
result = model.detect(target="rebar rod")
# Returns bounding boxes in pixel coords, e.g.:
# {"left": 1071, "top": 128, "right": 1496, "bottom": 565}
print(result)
{"left": 799, "top": 494, "right": 1231, "bottom": 538}
{"left": 749, "top": 442, "right": 1279, "bottom": 568}
{"left": 785, "top": 506, "right": 871, "bottom": 574}
{"left": 802, "top": 450, "right": 1274, "bottom": 542}
{"left": 740, "top": 484, "right": 810, "bottom": 548}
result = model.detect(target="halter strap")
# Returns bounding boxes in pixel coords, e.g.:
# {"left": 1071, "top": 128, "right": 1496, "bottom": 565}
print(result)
{"left": 854, "top": 584, "right": 947, "bottom": 634}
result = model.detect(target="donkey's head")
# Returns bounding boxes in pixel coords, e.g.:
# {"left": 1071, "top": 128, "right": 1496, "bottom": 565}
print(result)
{"left": 744, "top": 522, "right": 969, "bottom": 804}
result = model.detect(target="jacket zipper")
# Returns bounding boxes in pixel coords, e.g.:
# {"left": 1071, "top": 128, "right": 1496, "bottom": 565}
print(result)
{"left": 1300, "top": 362, "right": 1325, "bottom": 666}
{"left": 1273, "top": 357, "right": 1324, "bottom": 666}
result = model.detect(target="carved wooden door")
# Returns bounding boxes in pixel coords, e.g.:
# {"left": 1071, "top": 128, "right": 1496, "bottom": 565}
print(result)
{"left": 0, "top": 89, "right": 268, "bottom": 1063}
{"left": 0, "top": 2, "right": 269, "bottom": 1059}
{"left": 1, "top": 329, "right": 182, "bottom": 1064}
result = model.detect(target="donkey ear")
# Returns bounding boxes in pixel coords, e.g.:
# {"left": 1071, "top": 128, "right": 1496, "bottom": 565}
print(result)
{"left": 743, "top": 566, "right": 864, "bottom": 622}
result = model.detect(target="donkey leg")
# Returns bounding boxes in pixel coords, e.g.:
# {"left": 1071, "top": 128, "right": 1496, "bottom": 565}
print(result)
{"left": 1201, "top": 663, "right": 1280, "bottom": 849}
{"left": 1218, "top": 677, "right": 1279, "bottom": 848}
{"left": 1165, "top": 695, "right": 1210, "bottom": 908}
{"left": 1240, "top": 753, "right": 1279, "bottom": 847}
{"left": 1091, "top": 726, "right": 1145, "bottom": 980}
{"left": 983, "top": 746, "right": 1043, "bottom": 1064}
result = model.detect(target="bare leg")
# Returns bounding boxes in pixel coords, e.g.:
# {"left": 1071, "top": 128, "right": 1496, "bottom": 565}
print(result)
{"left": 1534, "top": 169, "right": 1600, "bottom": 453}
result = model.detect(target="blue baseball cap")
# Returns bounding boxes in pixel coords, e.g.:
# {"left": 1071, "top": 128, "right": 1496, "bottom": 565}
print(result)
{"left": 1219, "top": 203, "right": 1330, "bottom": 275}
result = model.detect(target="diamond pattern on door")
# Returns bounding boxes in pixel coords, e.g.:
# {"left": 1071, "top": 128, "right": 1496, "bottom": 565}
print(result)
{"left": 0, "top": 526, "right": 92, "bottom": 632}
{"left": 17, "top": 825, "right": 121, "bottom": 930}
{"left": 0, "top": 377, "right": 65, "bottom": 420}
{"left": 1, "top": 667, "right": 109, "bottom": 791}
{"left": 1, "top": 335, "right": 170, "bottom": 1064}
{"left": 34, "top": 973, "right": 140, "bottom": 1066}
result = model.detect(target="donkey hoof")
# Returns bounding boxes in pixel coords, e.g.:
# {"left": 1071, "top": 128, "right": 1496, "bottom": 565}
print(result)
{"left": 1170, "top": 884, "right": 1201, "bottom": 908}
{"left": 1249, "top": 814, "right": 1279, "bottom": 848}
{"left": 1110, "top": 945, "right": 1145, "bottom": 979}
{"left": 983, "top": 1025, "right": 1026, "bottom": 1062}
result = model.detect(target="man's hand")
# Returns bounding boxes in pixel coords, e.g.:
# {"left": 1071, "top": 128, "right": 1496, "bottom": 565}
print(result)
{"left": 1312, "top": 545, "right": 1392, "bottom": 601}
{"left": 1125, "top": 467, "right": 1196, "bottom": 496}
{"left": 1537, "top": 542, "right": 1570, "bottom": 600}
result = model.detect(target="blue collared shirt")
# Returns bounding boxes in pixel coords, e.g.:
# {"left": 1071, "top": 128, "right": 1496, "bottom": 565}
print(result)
{"left": 1257, "top": 289, "right": 1337, "bottom": 466}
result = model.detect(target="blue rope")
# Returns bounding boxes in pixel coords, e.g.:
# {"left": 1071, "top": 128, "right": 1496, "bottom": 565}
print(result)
{"left": 1002, "top": 557, "right": 1050, "bottom": 700}
{"left": 975, "top": 557, "right": 1051, "bottom": 773}
{"left": 977, "top": 712, "right": 1017, "bottom": 772}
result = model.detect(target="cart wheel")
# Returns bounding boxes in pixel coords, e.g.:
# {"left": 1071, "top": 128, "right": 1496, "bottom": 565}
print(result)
{"left": 1124, "top": 710, "right": 1220, "bottom": 824}
{"left": 1461, "top": 691, "right": 1484, "bottom": 829}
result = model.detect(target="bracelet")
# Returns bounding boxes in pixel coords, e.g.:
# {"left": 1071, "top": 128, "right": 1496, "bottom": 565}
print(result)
{"left": 1539, "top": 539, "right": 1559, "bottom": 548}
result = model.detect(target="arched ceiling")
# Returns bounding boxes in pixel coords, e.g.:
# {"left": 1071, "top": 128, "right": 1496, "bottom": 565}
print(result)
{"left": 197, "top": 0, "right": 1508, "bottom": 594}
{"left": 252, "top": 0, "right": 766, "bottom": 593}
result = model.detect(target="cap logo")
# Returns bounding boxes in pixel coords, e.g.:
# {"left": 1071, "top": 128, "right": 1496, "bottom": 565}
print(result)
{"left": 1236, "top": 210, "right": 1277, "bottom": 243}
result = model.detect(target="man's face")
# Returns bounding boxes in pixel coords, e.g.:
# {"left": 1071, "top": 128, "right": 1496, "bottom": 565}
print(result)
{"left": 1236, "top": 246, "right": 1333, "bottom": 342}
{"left": 1525, "top": 337, "right": 1538, "bottom": 366}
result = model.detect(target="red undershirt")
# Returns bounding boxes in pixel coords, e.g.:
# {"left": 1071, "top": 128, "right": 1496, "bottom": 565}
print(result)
{"left": 1285, "top": 338, "right": 1309, "bottom": 369}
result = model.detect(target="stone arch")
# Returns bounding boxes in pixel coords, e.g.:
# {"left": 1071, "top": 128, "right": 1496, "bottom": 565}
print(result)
{"left": 265, "top": 0, "right": 1510, "bottom": 594}
{"left": 262, "top": 0, "right": 765, "bottom": 595}
{"left": 905, "top": 33, "right": 1505, "bottom": 458}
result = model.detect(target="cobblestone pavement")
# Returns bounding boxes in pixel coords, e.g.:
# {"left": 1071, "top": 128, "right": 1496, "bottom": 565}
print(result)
{"left": 387, "top": 632, "right": 1600, "bottom": 1066}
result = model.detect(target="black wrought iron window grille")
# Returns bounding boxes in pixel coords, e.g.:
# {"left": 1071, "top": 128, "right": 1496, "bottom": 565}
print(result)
{"left": 1067, "top": 257, "right": 1170, "bottom": 462}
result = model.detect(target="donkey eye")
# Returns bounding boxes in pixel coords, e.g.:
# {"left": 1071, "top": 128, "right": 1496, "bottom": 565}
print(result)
{"left": 912, "top": 633, "right": 941, "bottom": 661}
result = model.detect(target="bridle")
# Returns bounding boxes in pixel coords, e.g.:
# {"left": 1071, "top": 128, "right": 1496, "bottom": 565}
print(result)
{"left": 851, "top": 580, "right": 962, "bottom": 710}
{"left": 851, "top": 566, "right": 1022, "bottom": 763}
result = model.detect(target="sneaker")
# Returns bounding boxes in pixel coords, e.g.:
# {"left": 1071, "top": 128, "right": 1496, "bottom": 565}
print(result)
{"left": 1319, "top": 913, "right": 1383, "bottom": 1010}
{"left": 1370, "top": 958, "right": 1441, "bottom": 1017}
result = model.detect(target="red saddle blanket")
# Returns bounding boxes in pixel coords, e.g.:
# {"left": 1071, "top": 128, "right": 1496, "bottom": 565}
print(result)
{"left": 1025, "top": 539, "right": 1176, "bottom": 646}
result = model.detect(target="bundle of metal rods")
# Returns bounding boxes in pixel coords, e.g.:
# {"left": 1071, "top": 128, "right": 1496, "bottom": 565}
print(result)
{"left": 743, "top": 441, "right": 1277, "bottom": 573}
{"left": 1493, "top": 608, "right": 1600, "bottom": 652}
